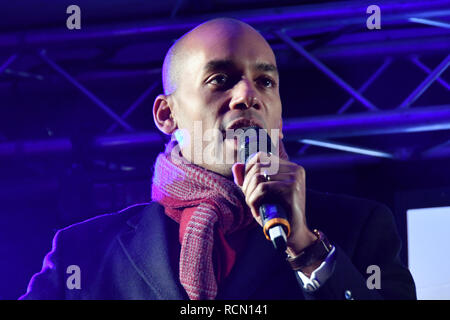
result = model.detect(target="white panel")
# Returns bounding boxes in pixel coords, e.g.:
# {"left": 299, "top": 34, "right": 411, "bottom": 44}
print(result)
{"left": 407, "top": 206, "right": 450, "bottom": 300}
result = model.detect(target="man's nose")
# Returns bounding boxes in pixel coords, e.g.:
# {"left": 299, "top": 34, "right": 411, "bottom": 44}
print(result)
{"left": 229, "top": 79, "right": 260, "bottom": 110}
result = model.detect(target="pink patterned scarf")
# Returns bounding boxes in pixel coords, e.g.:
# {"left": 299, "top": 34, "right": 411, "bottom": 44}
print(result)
{"left": 151, "top": 140, "right": 255, "bottom": 300}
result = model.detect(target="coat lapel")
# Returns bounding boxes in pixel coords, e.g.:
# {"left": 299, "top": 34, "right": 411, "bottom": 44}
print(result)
{"left": 117, "top": 202, "right": 303, "bottom": 300}
{"left": 117, "top": 202, "right": 188, "bottom": 300}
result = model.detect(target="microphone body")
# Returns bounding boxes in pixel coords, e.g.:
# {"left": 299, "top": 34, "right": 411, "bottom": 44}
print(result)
{"left": 238, "top": 126, "right": 291, "bottom": 252}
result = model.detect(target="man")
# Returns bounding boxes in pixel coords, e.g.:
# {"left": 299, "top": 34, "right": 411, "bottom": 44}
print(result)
{"left": 20, "top": 18, "right": 416, "bottom": 300}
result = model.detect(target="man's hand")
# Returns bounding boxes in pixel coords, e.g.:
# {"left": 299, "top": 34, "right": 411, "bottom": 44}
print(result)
{"left": 231, "top": 152, "right": 317, "bottom": 256}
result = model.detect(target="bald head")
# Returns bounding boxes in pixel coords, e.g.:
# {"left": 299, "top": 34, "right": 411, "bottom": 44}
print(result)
{"left": 162, "top": 18, "right": 275, "bottom": 95}
{"left": 153, "top": 17, "right": 283, "bottom": 176}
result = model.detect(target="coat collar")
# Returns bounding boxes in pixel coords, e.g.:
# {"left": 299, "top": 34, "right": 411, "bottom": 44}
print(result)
{"left": 117, "top": 201, "right": 302, "bottom": 300}
{"left": 117, "top": 202, "right": 188, "bottom": 299}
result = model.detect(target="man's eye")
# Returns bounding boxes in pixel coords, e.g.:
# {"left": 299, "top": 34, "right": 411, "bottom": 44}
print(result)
{"left": 257, "top": 77, "right": 276, "bottom": 88}
{"left": 209, "top": 74, "right": 228, "bottom": 86}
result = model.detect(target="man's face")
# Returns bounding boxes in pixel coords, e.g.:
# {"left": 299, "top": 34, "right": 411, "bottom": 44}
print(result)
{"left": 169, "top": 22, "right": 283, "bottom": 177}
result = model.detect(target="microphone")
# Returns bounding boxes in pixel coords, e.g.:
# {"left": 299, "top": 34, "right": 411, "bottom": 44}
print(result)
{"left": 238, "top": 126, "right": 291, "bottom": 252}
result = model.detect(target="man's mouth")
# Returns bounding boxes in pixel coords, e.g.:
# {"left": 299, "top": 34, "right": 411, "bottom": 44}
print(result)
{"left": 222, "top": 118, "right": 263, "bottom": 139}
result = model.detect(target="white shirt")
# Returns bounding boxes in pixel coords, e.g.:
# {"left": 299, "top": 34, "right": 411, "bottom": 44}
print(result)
{"left": 295, "top": 245, "right": 336, "bottom": 292}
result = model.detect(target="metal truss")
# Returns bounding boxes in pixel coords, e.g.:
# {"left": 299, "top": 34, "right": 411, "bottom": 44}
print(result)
{"left": 277, "top": 22, "right": 449, "bottom": 160}
{"left": 1, "top": 0, "right": 448, "bottom": 52}
{"left": 39, "top": 50, "right": 135, "bottom": 132}
{"left": 272, "top": 6, "right": 449, "bottom": 161}
{"left": 399, "top": 54, "right": 450, "bottom": 109}
{"left": 1, "top": 0, "right": 449, "bottom": 167}
{"left": 2, "top": 105, "right": 449, "bottom": 157}
{"left": 275, "top": 30, "right": 379, "bottom": 111}
{"left": 297, "top": 58, "right": 393, "bottom": 156}
{"left": 0, "top": 54, "right": 17, "bottom": 74}
{"left": 411, "top": 56, "right": 450, "bottom": 90}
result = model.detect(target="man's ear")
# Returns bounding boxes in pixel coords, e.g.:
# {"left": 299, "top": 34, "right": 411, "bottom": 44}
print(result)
{"left": 153, "top": 94, "right": 177, "bottom": 135}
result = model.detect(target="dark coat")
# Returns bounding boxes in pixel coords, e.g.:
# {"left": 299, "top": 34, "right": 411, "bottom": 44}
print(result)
{"left": 19, "top": 189, "right": 416, "bottom": 300}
